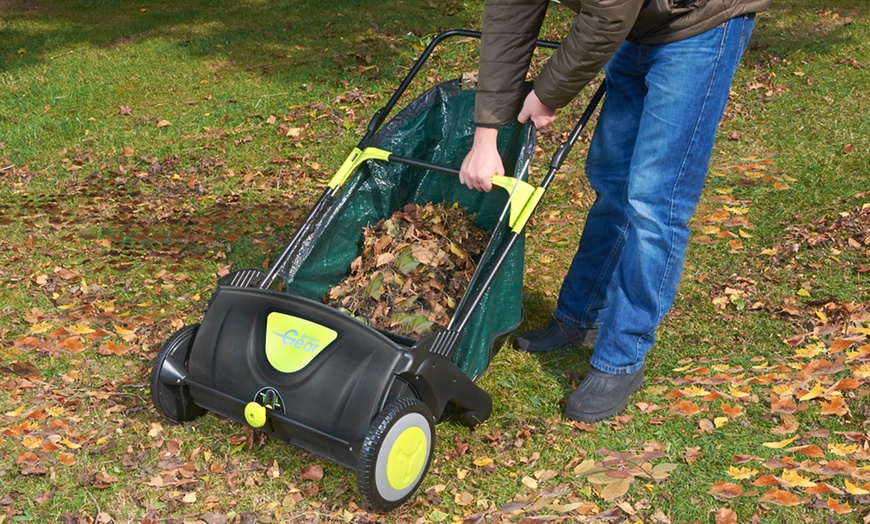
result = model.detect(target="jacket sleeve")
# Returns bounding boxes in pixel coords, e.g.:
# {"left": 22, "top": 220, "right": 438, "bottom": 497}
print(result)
{"left": 534, "top": 0, "right": 645, "bottom": 109}
{"left": 474, "top": 0, "right": 550, "bottom": 127}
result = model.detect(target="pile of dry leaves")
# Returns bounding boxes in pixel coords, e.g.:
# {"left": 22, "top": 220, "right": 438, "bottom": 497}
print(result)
{"left": 324, "top": 202, "right": 489, "bottom": 338}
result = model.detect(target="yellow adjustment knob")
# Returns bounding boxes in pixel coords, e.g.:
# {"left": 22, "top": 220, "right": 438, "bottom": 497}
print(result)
{"left": 244, "top": 402, "right": 267, "bottom": 428}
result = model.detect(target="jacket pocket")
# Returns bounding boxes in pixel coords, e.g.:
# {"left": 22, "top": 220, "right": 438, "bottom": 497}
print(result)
{"left": 641, "top": 0, "right": 705, "bottom": 16}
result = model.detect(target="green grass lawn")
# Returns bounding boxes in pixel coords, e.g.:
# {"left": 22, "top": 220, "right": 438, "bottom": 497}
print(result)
{"left": 1, "top": 1, "right": 869, "bottom": 523}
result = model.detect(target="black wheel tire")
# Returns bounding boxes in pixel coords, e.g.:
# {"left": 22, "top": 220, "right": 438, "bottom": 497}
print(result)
{"left": 150, "top": 324, "right": 207, "bottom": 423}
{"left": 357, "top": 397, "right": 435, "bottom": 511}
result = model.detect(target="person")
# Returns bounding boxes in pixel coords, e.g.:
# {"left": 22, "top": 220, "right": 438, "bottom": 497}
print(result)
{"left": 459, "top": 0, "right": 769, "bottom": 423}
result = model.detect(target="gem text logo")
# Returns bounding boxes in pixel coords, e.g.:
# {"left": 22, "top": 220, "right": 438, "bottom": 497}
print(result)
{"left": 272, "top": 329, "right": 322, "bottom": 353}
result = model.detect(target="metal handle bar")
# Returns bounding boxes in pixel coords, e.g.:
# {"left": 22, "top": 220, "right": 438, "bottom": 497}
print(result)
{"left": 360, "top": 29, "right": 560, "bottom": 146}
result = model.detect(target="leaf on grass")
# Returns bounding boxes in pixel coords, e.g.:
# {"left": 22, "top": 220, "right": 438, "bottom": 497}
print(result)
{"left": 763, "top": 436, "right": 797, "bottom": 449}
{"left": 820, "top": 460, "right": 856, "bottom": 476}
{"left": 786, "top": 444, "right": 824, "bottom": 458}
{"left": 299, "top": 464, "right": 324, "bottom": 482}
{"left": 681, "top": 385, "right": 710, "bottom": 397}
{"left": 473, "top": 456, "right": 493, "bottom": 467}
{"left": 651, "top": 463, "right": 679, "bottom": 480}
{"left": 829, "top": 339, "right": 856, "bottom": 353}
{"left": 454, "top": 491, "right": 475, "bottom": 506}
{"left": 752, "top": 475, "right": 782, "bottom": 487}
{"left": 708, "top": 481, "right": 743, "bottom": 499}
{"left": 820, "top": 397, "right": 849, "bottom": 416}
{"left": 798, "top": 382, "right": 824, "bottom": 401}
{"left": 22, "top": 435, "right": 42, "bottom": 449}
{"left": 759, "top": 488, "right": 805, "bottom": 507}
{"left": 780, "top": 470, "right": 816, "bottom": 488}
{"left": 62, "top": 337, "right": 85, "bottom": 353}
{"left": 805, "top": 482, "right": 843, "bottom": 495}
{"left": 546, "top": 501, "right": 599, "bottom": 515}
{"left": 844, "top": 479, "right": 869, "bottom": 495}
{"left": 58, "top": 453, "right": 76, "bottom": 466}
{"left": 770, "top": 396, "right": 797, "bottom": 414}
{"left": 727, "top": 466, "right": 758, "bottom": 480}
{"left": 826, "top": 497, "right": 852, "bottom": 515}
{"left": 728, "top": 385, "right": 751, "bottom": 399}
{"left": 829, "top": 378, "right": 861, "bottom": 392}
{"left": 721, "top": 402, "right": 744, "bottom": 418}
{"left": 799, "top": 359, "right": 846, "bottom": 378}
{"left": 714, "top": 507, "right": 738, "bottom": 524}
{"left": 595, "top": 477, "right": 630, "bottom": 500}
{"left": 673, "top": 400, "right": 701, "bottom": 416}
{"left": 828, "top": 443, "right": 860, "bottom": 457}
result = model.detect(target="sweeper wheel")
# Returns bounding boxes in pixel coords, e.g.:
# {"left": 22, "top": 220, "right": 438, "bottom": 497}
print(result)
{"left": 357, "top": 397, "right": 435, "bottom": 511}
{"left": 151, "top": 324, "right": 207, "bottom": 424}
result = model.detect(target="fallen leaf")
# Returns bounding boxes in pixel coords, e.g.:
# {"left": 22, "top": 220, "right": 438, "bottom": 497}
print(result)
{"left": 708, "top": 481, "right": 743, "bottom": 499}
{"left": 674, "top": 400, "right": 701, "bottom": 416}
{"left": 759, "top": 488, "right": 804, "bottom": 507}
{"left": 844, "top": 479, "right": 869, "bottom": 495}
{"left": 473, "top": 456, "right": 494, "bottom": 467}
{"left": 763, "top": 436, "right": 797, "bottom": 449}
{"left": 829, "top": 443, "right": 860, "bottom": 457}
{"left": 806, "top": 482, "right": 843, "bottom": 495}
{"left": 786, "top": 444, "right": 824, "bottom": 458}
{"left": 827, "top": 497, "right": 852, "bottom": 515}
{"left": 714, "top": 507, "right": 737, "bottom": 524}
{"left": 752, "top": 475, "right": 782, "bottom": 487}
{"left": 798, "top": 382, "right": 824, "bottom": 401}
{"left": 727, "top": 466, "right": 758, "bottom": 480}
{"left": 780, "top": 470, "right": 816, "bottom": 488}
{"left": 299, "top": 464, "right": 324, "bottom": 481}
{"left": 595, "top": 477, "right": 630, "bottom": 500}
{"left": 721, "top": 403, "right": 744, "bottom": 418}
{"left": 820, "top": 397, "right": 849, "bottom": 416}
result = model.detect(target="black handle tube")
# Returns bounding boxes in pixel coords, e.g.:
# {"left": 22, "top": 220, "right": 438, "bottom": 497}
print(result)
{"left": 360, "top": 29, "right": 561, "bottom": 146}
{"left": 547, "top": 80, "right": 606, "bottom": 176}
{"left": 388, "top": 154, "right": 461, "bottom": 177}
{"left": 449, "top": 231, "right": 522, "bottom": 334}
{"left": 258, "top": 190, "right": 337, "bottom": 289}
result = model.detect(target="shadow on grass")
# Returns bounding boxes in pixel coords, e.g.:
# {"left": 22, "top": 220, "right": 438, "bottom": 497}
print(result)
{"left": 512, "top": 288, "right": 592, "bottom": 400}
{"left": 0, "top": 0, "right": 474, "bottom": 80}
{"left": 749, "top": 2, "right": 868, "bottom": 58}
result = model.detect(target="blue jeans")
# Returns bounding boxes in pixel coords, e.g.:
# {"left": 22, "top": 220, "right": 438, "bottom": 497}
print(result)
{"left": 554, "top": 15, "right": 756, "bottom": 374}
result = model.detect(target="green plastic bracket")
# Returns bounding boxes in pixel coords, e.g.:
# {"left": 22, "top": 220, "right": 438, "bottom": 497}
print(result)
{"left": 491, "top": 176, "right": 544, "bottom": 233}
{"left": 327, "top": 147, "right": 393, "bottom": 189}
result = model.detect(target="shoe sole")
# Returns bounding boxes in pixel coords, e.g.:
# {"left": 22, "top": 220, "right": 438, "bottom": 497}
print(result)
{"left": 565, "top": 375, "right": 644, "bottom": 423}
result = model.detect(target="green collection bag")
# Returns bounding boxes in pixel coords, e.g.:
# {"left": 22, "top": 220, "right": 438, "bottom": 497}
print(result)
{"left": 281, "top": 79, "right": 534, "bottom": 380}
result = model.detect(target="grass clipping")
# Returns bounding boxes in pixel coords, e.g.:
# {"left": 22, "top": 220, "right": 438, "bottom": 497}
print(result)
{"left": 325, "top": 202, "right": 489, "bottom": 338}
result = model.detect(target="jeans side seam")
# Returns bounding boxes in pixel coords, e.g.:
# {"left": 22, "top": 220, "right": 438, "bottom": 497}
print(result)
{"left": 637, "top": 22, "right": 733, "bottom": 361}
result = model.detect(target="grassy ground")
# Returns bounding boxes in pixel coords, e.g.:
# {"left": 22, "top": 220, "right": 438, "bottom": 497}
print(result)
{"left": 1, "top": 0, "right": 869, "bottom": 523}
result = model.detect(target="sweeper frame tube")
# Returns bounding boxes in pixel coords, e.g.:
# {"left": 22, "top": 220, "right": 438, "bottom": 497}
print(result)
{"left": 259, "top": 30, "right": 561, "bottom": 289}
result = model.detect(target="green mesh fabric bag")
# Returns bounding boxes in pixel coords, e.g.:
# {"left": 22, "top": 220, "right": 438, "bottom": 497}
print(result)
{"left": 282, "top": 79, "right": 533, "bottom": 380}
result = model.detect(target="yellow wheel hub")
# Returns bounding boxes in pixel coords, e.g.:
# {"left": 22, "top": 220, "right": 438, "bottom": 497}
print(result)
{"left": 385, "top": 426, "right": 428, "bottom": 490}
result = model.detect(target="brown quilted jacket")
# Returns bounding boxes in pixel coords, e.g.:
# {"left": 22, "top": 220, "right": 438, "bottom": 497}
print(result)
{"left": 475, "top": 0, "right": 770, "bottom": 126}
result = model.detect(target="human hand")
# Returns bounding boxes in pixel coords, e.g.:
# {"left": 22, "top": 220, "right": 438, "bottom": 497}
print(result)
{"left": 459, "top": 126, "right": 504, "bottom": 192}
{"left": 518, "top": 89, "right": 556, "bottom": 128}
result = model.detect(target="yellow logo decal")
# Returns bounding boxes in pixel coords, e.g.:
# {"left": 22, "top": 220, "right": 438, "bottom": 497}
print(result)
{"left": 265, "top": 312, "right": 337, "bottom": 373}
